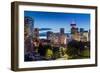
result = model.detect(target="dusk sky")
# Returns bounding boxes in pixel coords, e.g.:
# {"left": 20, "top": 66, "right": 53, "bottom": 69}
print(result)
{"left": 24, "top": 11, "right": 90, "bottom": 34}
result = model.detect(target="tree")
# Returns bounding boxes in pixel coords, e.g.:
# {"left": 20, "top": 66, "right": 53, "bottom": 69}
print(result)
{"left": 53, "top": 47, "right": 60, "bottom": 59}
{"left": 45, "top": 49, "right": 53, "bottom": 60}
{"left": 66, "top": 40, "right": 84, "bottom": 59}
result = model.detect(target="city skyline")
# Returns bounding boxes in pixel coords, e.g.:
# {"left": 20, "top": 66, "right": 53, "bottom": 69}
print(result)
{"left": 24, "top": 11, "right": 90, "bottom": 38}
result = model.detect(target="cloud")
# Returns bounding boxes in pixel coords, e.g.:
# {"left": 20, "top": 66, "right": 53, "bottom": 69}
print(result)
{"left": 39, "top": 28, "right": 52, "bottom": 31}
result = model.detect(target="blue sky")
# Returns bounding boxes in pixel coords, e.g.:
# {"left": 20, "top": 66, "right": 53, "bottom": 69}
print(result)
{"left": 24, "top": 11, "right": 90, "bottom": 34}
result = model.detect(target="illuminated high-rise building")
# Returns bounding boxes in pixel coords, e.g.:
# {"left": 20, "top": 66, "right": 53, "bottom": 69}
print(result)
{"left": 82, "top": 31, "right": 89, "bottom": 42}
{"left": 47, "top": 31, "right": 53, "bottom": 40}
{"left": 59, "top": 34, "right": 67, "bottom": 45}
{"left": 33, "top": 28, "right": 39, "bottom": 39}
{"left": 70, "top": 20, "right": 81, "bottom": 41}
{"left": 24, "top": 16, "right": 34, "bottom": 54}
{"left": 24, "top": 16, "right": 34, "bottom": 36}
{"left": 70, "top": 20, "right": 77, "bottom": 34}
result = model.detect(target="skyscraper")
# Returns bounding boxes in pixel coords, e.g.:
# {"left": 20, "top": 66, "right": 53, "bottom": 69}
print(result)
{"left": 80, "top": 28, "right": 84, "bottom": 33}
{"left": 70, "top": 22, "right": 77, "bottom": 34}
{"left": 33, "top": 28, "right": 39, "bottom": 39}
{"left": 60, "top": 28, "right": 64, "bottom": 34}
{"left": 82, "top": 31, "right": 89, "bottom": 42}
{"left": 24, "top": 16, "right": 34, "bottom": 54}
{"left": 24, "top": 16, "right": 34, "bottom": 36}
{"left": 47, "top": 31, "right": 53, "bottom": 40}
{"left": 70, "top": 20, "right": 80, "bottom": 41}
